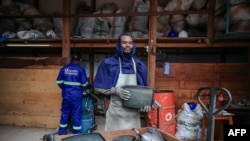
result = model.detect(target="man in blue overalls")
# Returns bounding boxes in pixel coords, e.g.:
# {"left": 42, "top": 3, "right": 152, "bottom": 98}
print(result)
{"left": 56, "top": 54, "right": 88, "bottom": 135}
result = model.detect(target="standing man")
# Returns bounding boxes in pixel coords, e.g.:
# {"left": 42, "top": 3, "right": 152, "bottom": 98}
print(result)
{"left": 93, "top": 33, "right": 151, "bottom": 131}
{"left": 56, "top": 54, "right": 88, "bottom": 135}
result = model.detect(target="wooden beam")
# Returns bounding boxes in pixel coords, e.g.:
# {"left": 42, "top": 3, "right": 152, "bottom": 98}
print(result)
{"left": 62, "top": 0, "right": 71, "bottom": 63}
{"left": 0, "top": 57, "right": 66, "bottom": 68}
{"left": 147, "top": 0, "right": 157, "bottom": 88}
{"left": 206, "top": 0, "right": 215, "bottom": 46}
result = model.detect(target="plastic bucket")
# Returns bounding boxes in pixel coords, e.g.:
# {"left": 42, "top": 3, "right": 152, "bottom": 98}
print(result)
{"left": 146, "top": 90, "right": 176, "bottom": 136}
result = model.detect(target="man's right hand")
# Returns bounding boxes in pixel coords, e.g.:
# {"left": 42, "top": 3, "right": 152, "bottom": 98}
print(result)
{"left": 111, "top": 87, "right": 131, "bottom": 100}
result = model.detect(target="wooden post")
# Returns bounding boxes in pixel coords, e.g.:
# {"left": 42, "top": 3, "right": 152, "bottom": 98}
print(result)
{"left": 147, "top": 0, "right": 158, "bottom": 88}
{"left": 207, "top": 0, "right": 215, "bottom": 47}
{"left": 62, "top": 0, "right": 71, "bottom": 63}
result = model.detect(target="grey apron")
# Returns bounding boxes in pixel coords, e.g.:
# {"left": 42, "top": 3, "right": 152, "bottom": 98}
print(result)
{"left": 104, "top": 57, "right": 140, "bottom": 131}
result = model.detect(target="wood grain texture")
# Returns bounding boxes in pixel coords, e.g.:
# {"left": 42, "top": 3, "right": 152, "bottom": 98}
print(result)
{"left": 0, "top": 67, "right": 62, "bottom": 128}
{"left": 155, "top": 63, "right": 248, "bottom": 113}
{"left": 0, "top": 63, "right": 248, "bottom": 128}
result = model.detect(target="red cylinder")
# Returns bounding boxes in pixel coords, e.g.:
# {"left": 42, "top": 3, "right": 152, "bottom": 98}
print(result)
{"left": 146, "top": 90, "right": 176, "bottom": 136}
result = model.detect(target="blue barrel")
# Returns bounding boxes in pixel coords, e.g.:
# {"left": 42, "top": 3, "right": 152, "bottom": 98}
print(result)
{"left": 81, "top": 96, "right": 94, "bottom": 133}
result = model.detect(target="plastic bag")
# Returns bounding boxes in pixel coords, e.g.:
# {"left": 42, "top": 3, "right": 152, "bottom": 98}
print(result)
{"left": 175, "top": 102, "right": 203, "bottom": 141}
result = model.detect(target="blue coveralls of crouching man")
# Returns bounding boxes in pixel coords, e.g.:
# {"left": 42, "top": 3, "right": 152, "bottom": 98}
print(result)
{"left": 56, "top": 55, "right": 88, "bottom": 135}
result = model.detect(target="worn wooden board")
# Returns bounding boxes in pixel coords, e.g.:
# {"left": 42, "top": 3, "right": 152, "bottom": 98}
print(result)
{"left": 0, "top": 57, "right": 66, "bottom": 68}
{"left": 0, "top": 68, "right": 62, "bottom": 127}
{"left": 155, "top": 63, "right": 248, "bottom": 113}
{"left": 0, "top": 63, "right": 248, "bottom": 128}
{"left": 0, "top": 114, "right": 59, "bottom": 128}
{"left": 0, "top": 92, "right": 61, "bottom": 116}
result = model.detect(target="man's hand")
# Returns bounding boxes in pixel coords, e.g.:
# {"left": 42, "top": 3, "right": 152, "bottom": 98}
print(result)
{"left": 140, "top": 105, "right": 152, "bottom": 112}
{"left": 111, "top": 87, "right": 131, "bottom": 100}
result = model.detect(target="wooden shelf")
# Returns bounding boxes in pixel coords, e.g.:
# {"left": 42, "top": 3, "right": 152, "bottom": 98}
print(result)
{"left": 212, "top": 36, "right": 250, "bottom": 47}
{"left": 70, "top": 38, "right": 148, "bottom": 48}
{"left": 0, "top": 0, "right": 249, "bottom": 52}
{"left": 0, "top": 39, "right": 62, "bottom": 47}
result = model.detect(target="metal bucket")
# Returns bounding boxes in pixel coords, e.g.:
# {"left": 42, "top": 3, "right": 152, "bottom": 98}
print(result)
{"left": 122, "top": 85, "right": 154, "bottom": 109}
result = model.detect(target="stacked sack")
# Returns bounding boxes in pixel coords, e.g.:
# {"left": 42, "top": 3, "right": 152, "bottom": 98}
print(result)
{"left": 164, "top": 0, "right": 208, "bottom": 37}
{"left": 75, "top": 2, "right": 126, "bottom": 38}
{"left": 229, "top": 0, "right": 250, "bottom": 32}
{"left": 128, "top": 0, "right": 149, "bottom": 38}
{"left": 0, "top": 0, "right": 55, "bottom": 39}
{"left": 213, "top": 0, "right": 250, "bottom": 35}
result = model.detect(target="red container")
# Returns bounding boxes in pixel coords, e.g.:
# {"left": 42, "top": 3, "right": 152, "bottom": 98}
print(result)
{"left": 146, "top": 90, "right": 176, "bottom": 136}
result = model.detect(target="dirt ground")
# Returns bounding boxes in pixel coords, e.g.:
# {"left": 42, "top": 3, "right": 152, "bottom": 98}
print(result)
{"left": 0, "top": 115, "right": 105, "bottom": 141}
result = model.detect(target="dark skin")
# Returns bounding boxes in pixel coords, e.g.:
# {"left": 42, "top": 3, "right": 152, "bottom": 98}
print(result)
{"left": 121, "top": 35, "right": 133, "bottom": 54}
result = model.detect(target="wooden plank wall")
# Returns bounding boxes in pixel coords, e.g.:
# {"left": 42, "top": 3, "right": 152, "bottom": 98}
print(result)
{"left": 155, "top": 63, "right": 248, "bottom": 112}
{"left": 0, "top": 66, "right": 62, "bottom": 128}
{"left": 0, "top": 62, "right": 248, "bottom": 128}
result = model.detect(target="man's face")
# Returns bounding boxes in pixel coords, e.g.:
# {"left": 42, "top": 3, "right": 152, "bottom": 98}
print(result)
{"left": 121, "top": 35, "right": 133, "bottom": 54}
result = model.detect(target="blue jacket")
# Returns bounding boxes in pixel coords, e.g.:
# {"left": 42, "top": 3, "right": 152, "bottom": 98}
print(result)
{"left": 93, "top": 33, "right": 148, "bottom": 89}
{"left": 56, "top": 62, "right": 88, "bottom": 100}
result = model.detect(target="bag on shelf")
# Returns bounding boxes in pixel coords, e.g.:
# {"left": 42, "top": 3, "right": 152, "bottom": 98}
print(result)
{"left": 92, "top": 17, "right": 110, "bottom": 38}
{"left": 170, "top": 14, "right": 186, "bottom": 32}
{"left": 230, "top": 19, "right": 250, "bottom": 32}
{"left": 229, "top": 3, "right": 250, "bottom": 25}
{"left": 214, "top": 16, "right": 226, "bottom": 32}
{"left": 165, "top": 0, "right": 194, "bottom": 11}
{"left": 100, "top": 2, "right": 119, "bottom": 26}
{"left": 186, "top": 14, "right": 208, "bottom": 29}
{"left": 17, "top": 2, "right": 53, "bottom": 33}
{"left": 214, "top": 0, "right": 226, "bottom": 16}
{"left": 53, "top": 18, "right": 63, "bottom": 38}
{"left": 110, "top": 9, "right": 127, "bottom": 38}
{"left": 128, "top": 0, "right": 149, "bottom": 34}
{"left": 157, "top": 6, "right": 171, "bottom": 36}
{"left": 191, "top": 0, "right": 207, "bottom": 10}
{"left": 75, "top": 17, "right": 96, "bottom": 38}
{"left": 17, "top": 30, "right": 45, "bottom": 39}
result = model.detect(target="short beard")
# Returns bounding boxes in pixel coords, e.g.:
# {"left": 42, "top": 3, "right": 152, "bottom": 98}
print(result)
{"left": 123, "top": 52, "right": 130, "bottom": 55}
{"left": 123, "top": 51, "right": 131, "bottom": 55}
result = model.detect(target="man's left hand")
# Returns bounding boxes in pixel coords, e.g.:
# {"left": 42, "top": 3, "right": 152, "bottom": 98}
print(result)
{"left": 140, "top": 105, "right": 152, "bottom": 112}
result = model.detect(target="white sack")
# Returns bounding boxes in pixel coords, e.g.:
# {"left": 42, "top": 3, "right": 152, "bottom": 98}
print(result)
{"left": 17, "top": 2, "right": 53, "bottom": 32}
{"left": 165, "top": 0, "right": 194, "bottom": 11}
{"left": 191, "top": 0, "right": 207, "bottom": 9}
{"left": 229, "top": 4, "right": 250, "bottom": 25}
{"left": 186, "top": 14, "right": 208, "bottom": 28}
{"left": 157, "top": 6, "right": 171, "bottom": 35}
{"left": 17, "top": 30, "right": 45, "bottom": 39}
{"left": 128, "top": 0, "right": 149, "bottom": 33}
{"left": 75, "top": 17, "right": 96, "bottom": 38}
{"left": 170, "top": 15, "right": 185, "bottom": 32}
{"left": 175, "top": 102, "right": 203, "bottom": 141}
{"left": 110, "top": 9, "right": 126, "bottom": 38}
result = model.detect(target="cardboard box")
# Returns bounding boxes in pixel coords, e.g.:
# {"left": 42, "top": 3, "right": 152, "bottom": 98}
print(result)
{"left": 55, "top": 127, "right": 180, "bottom": 141}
